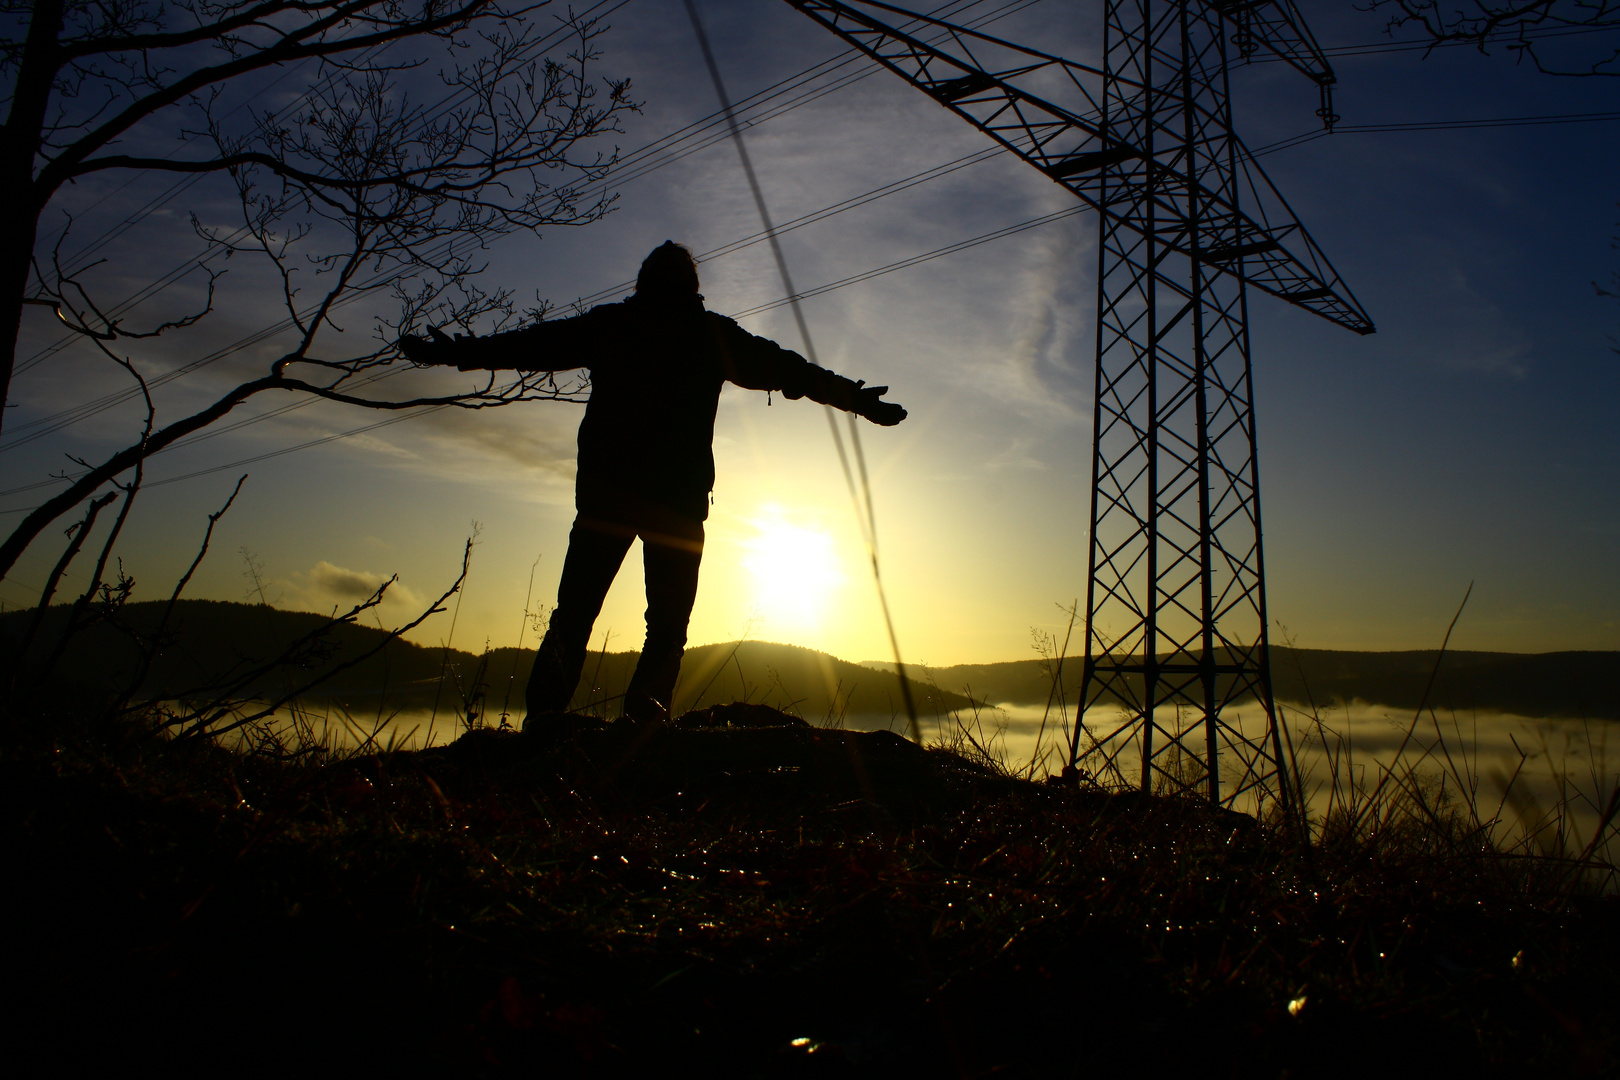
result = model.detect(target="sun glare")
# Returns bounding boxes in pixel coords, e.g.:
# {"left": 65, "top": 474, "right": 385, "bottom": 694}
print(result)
{"left": 739, "top": 507, "right": 846, "bottom": 633}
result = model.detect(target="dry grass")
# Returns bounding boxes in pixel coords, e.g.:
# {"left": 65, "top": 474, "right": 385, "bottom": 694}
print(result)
{"left": 2, "top": 692, "right": 1616, "bottom": 1076}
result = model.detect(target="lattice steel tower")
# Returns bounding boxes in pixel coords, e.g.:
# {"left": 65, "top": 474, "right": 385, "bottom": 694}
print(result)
{"left": 789, "top": 0, "right": 1374, "bottom": 807}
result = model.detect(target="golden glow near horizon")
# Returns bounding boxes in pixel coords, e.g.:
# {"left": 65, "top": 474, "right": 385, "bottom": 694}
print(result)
{"left": 736, "top": 503, "right": 848, "bottom": 637}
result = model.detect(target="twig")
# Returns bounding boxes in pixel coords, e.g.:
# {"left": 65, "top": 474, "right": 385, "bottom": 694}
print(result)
{"left": 1351, "top": 582, "right": 1473, "bottom": 836}
{"left": 113, "top": 475, "right": 247, "bottom": 716}
{"left": 10, "top": 492, "right": 118, "bottom": 671}
{"left": 169, "top": 540, "right": 474, "bottom": 745}
{"left": 430, "top": 521, "right": 481, "bottom": 726}
{"left": 498, "top": 552, "right": 543, "bottom": 725}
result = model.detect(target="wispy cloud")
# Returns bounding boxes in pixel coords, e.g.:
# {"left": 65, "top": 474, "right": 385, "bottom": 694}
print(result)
{"left": 279, "top": 560, "right": 424, "bottom": 618}
{"left": 1402, "top": 261, "right": 1531, "bottom": 377}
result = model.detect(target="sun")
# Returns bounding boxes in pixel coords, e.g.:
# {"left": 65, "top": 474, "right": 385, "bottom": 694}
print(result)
{"left": 739, "top": 506, "right": 846, "bottom": 633}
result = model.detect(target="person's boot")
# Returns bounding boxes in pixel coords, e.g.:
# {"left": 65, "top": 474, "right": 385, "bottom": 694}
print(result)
{"left": 625, "top": 639, "right": 681, "bottom": 728}
{"left": 621, "top": 688, "right": 670, "bottom": 728}
{"left": 523, "top": 642, "right": 573, "bottom": 735}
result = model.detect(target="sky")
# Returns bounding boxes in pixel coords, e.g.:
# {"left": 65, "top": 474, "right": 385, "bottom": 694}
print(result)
{"left": 3, "top": 0, "right": 1618, "bottom": 666}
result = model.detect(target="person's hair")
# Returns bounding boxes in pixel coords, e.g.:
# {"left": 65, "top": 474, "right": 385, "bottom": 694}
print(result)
{"left": 636, "top": 240, "right": 700, "bottom": 295}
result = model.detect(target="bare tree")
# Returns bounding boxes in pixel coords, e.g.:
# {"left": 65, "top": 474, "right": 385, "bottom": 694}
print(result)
{"left": 0, "top": 0, "right": 632, "bottom": 437}
{"left": 1360, "top": 0, "right": 1620, "bottom": 75}
{"left": 0, "top": 3, "right": 635, "bottom": 584}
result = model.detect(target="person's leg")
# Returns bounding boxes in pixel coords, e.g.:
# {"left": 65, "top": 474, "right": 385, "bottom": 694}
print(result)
{"left": 625, "top": 514, "right": 705, "bottom": 720}
{"left": 526, "top": 517, "right": 634, "bottom": 717}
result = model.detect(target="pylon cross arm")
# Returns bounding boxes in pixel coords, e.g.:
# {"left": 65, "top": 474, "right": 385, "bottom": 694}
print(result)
{"left": 784, "top": 0, "right": 1374, "bottom": 335}
{"left": 1210, "top": 0, "right": 1337, "bottom": 87}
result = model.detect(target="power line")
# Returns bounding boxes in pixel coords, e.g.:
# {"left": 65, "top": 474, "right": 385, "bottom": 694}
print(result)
{"left": 567, "top": 145, "right": 1011, "bottom": 309}
{"left": 0, "top": 403, "right": 459, "bottom": 517}
{"left": 0, "top": 3, "right": 1039, "bottom": 505}
{"left": 140, "top": 405, "right": 453, "bottom": 490}
{"left": 686, "top": 0, "right": 921, "bottom": 739}
{"left": 1248, "top": 107, "right": 1620, "bottom": 157}
{"left": 0, "top": 143, "right": 1016, "bottom": 498}
{"left": 10, "top": 92, "right": 1617, "bottom": 480}
{"left": 14, "top": 0, "right": 635, "bottom": 384}
{"left": 32, "top": 46, "right": 380, "bottom": 274}
{"left": 3, "top": 0, "right": 1036, "bottom": 451}
{"left": 11, "top": 97, "right": 1618, "bottom": 508}
{"left": 1246, "top": 22, "right": 1620, "bottom": 66}
{"left": 731, "top": 206, "right": 1090, "bottom": 319}
{"left": 0, "top": 369, "right": 403, "bottom": 498}
{"left": 16, "top": 1, "right": 1603, "bottom": 396}
{"left": 718, "top": 106, "right": 1620, "bottom": 318}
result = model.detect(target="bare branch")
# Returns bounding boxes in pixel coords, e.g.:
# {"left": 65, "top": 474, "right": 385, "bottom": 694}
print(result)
{"left": 164, "top": 535, "right": 475, "bottom": 744}
{"left": 3, "top": 0, "right": 636, "bottom": 439}
{"left": 6, "top": 491, "right": 119, "bottom": 678}
{"left": 111, "top": 473, "right": 249, "bottom": 716}
{"left": 2, "top": 4, "right": 632, "bottom": 606}
{"left": 1360, "top": 0, "right": 1620, "bottom": 76}
{"left": 26, "top": 235, "right": 222, "bottom": 341}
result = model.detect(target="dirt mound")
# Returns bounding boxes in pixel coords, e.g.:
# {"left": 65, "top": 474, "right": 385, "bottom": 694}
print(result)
{"left": 413, "top": 703, "right": 1019, "bottom": 821}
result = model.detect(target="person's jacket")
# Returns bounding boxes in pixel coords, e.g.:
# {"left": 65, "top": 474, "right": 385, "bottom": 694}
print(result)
{"left": 443, "top": 291, "right": 875, "bottom": 520}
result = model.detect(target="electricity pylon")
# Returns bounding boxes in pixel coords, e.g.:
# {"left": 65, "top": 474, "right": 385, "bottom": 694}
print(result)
{"left": 786, "top": 0, "right": 1373, "bottom": 809}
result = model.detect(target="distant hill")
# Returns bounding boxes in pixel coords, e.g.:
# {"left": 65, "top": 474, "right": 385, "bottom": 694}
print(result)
{"left": 874, "top": 648, "right": 1620, "bottom": 721}
{"left": 7, "top": 600, "right": 1613, "bottom": 722}
{"left": 0, "top": 600, "right": 972, "bottom": 723}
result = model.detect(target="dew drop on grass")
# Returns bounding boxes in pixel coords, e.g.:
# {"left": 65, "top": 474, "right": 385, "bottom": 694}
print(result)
{"left": 1287, "top": 996, "right": 1307, "bottom": 1017}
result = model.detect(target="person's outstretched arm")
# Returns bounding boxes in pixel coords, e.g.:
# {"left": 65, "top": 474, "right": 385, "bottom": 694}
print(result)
{"left": 715, "top": 316, "right": 906, "bottom": 425}
{"left": 399, "top": 309, "right": 606, "bottom": 372}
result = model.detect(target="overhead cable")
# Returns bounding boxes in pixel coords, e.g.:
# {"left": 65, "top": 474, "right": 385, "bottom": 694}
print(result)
{"left": 1247, "top": 107, "right": 1620, "bottom": 158}
{"left": 10, "top": 95, "right": 1615, "bottom": 483}
{"left": 683, "top": 0, "right": 921, "bottom": 742}
{"left": 16, "top": 98, "right": 1614, "bottom": 503}
{"left": 5, "top": 0, "right": 1032, "bottom": 448}
{"left": 1247, "top": 21, "right": 1620, "bottom": 65}
{"left": 15, "top": 0, "right": 634, "bottom": 384}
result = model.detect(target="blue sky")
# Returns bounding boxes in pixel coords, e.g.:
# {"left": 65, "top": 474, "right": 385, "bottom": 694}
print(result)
{"left": 3, "top": 0, "right": 1617, "bottom": 664}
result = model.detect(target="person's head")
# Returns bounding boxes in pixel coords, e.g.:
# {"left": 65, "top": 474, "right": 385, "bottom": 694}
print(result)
{"left": 636, "top": 240, "right": 700, "bottom": 297}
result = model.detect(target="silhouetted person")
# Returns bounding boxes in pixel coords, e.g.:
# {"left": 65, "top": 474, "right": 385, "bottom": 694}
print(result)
{"left": 401, "top": 241, "right": 906, "bottom": 725}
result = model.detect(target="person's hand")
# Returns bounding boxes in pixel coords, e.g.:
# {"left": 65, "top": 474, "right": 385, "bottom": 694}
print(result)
{"left": 399, "top": 325, "right": 458, "bottom": 366}
{"left": 856, "top": 383, "right": 906, "bottom": 426}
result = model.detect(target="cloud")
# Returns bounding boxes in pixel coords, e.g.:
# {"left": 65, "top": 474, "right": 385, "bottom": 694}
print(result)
{"left": 972, "top": 219, "right": 1095, "bottom": 417}
{"left": 1402, "top": 263, "right": 1532, "bottom": 378}
{"left": 281, "top": 560, "right": 423, "bottom": 616}
{"left": 978, "top": 435, "right": 1048, "bottom": 474}
{"left": 310, "top": 560, "right": 399, "bottom": 601}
